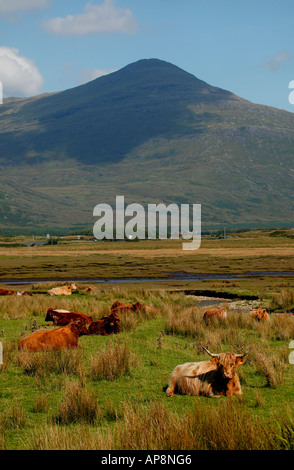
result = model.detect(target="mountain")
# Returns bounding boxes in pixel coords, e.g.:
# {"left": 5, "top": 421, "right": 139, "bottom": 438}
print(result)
{"left": 0, "top": 58, "right": 294, "bottom": 231}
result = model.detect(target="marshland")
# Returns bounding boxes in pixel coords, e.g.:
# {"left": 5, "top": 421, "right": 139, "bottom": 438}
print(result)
{"left": 0, "top": 229, "right": 294, "bottom": 450}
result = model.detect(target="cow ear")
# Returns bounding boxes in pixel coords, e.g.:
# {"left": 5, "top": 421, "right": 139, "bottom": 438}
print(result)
{"left": 235, "top": 357, "right": 245, "bottom": 366}
{"left": 211, "top": 357, "right": 219, "bottom": 366}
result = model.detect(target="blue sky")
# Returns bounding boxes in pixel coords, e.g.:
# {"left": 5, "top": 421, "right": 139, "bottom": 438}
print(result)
{"left": 0, "top": 0, "right": 294, "bottom": 112}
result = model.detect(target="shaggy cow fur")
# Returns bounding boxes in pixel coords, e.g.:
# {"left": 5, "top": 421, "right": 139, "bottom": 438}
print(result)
{"left": 45, "top": 308, "right": 93, "bottom": 326}
{"left": 203, "top": 308, "right": 227, "bottom": 324}
{"left": 0, "top": 288, "right": 15, "bottom": 296}
{"left": 47, "top": 284, "right": 77, "bottom": 296}
{"left": 249, "top": 308, "right": 270, "bottom": 321}
{"left": 18, "top": 320, "right": 88, "bottom": 352}
{"left": 88, "top": 312, "right": 121, "bottom": 336}
{"left": 110, "top": 300, "right": 156, "bottom": 315}
{"left": 166, "top": 348, "right": 249, "bottom": 398}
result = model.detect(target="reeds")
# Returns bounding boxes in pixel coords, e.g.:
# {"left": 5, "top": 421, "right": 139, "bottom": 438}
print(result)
{"left": 53, "top": 379, "right": 102, "bottom": 425}
{"left": 0, "top": 402, "right": 26, "bottom": 430}
{"left": 269, "top": 288, "right": 294, "bottom": 312}
{"left": 250, "top": 346, "right": 289, "bottom": 388}
{"left": 16, "top": 349, "right": 84, "bottom": 379}
{"left": 26, "top": 399, "right": 293, "bottom": 450}
{"left": 90, "top": 341, "right": 136, "bottom": 381}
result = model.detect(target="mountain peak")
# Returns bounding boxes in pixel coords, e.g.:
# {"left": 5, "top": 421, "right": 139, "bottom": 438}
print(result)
{"left": 0, "top": 57, "right": 240, "bottom": 166}
{"left": 88, "top": 57, "right": 237, "bottom": 102}
{"left": 1, "top": 58, "right": 294, "bottom": 229}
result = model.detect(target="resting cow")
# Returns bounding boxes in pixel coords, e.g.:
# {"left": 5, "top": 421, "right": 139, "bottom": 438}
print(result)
{"left": 0, "top": 288, "right": 15, "bottom": 296}
{"left": 88, "top": 312, "right": 121, "bottom": 336}
{"left": 166, "top": 346, "right": 251, "bottom": 398}
{"left": 45, "top": 308, "right": 93, "bottom": 326}
{"left": 0, "top": 288, "right": 32, "bottom": 296}
{"left": 84, "top": 286, "right": 95, "bottom": 293}
{"left": 110, "top": 301, "right": 139, "bottom": 313}
{"left": 47, "top": 284, "right": 77, "bottom": 296}
{"left": 111, "top": 300, "right": 156, "bottom": 315}
{"left": 249, "top": 308, "right": 270, "bottom": 321}
{"left": 18, "top": 320, "right": 88, "bottom": 352}
{"left": 203, "top": 308, "right": 227, "bottom": 324}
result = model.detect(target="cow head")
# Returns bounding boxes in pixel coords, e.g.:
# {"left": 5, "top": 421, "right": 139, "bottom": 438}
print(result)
{"left": 107, "top": 312, "right": 120, "bottom": 324}
{"left": 69, "top": 320, "right": 88, "bottom": 336}
{"left": 202, "top": 346, "right": 251, "bottom": 379}
{"left": 255, "top": 308, "right": 268, "bottom": 320}
{"left": 70, "top": 284, "right": 77, "bottom": 291}
{"left": 111, "top": 300, "right": 124, "bottom": 309}
{"left": 108, "top": 312, "right": 121, "bottom": 332}
{"left": 133, "top": 302, "right": 142, "bottom": 310}
{"left": 45, "top": 308, "right": 54, "bottom": 321}
{"left": 101, "top": 313, "right": 121, "bottom": 333}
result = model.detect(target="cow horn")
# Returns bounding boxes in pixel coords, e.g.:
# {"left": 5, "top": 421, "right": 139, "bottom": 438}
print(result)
{"left": 202, "top": 346, "right": 219, "bottom": 357}
{"left": 235, "top": 346, "right": 253, "bottom": 358}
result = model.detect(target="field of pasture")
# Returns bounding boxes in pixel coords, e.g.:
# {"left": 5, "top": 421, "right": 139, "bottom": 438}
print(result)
{"left": 0, "top": 284, "right": 294, "bottom": 450}
{"left": 0, "top": 229, "right": 294, "bottom": 450}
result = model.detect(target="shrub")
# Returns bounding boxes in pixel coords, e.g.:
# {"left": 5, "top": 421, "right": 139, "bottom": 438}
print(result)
{"left": 251, "top": 347, "right": 288, "bottom": 388}
{"left": 32, "top": 394, "right": 49, "bottom": 413}
{"left": 269, "top": 289, "right": 294, "bottom": 312}
{"left": 0, "top": 402, "right": 26, "bottom": 430}
{"left": 90, "top": 341, "right": 136, "bottom": 381}
{"left": 115, "top": 400, "right": 273, "bottom": 450}
{"left": 54, "top": 379, "right": 102, "bottom": 425}
{"left": 16, "top": 349, "right": 84, "bottom": 380}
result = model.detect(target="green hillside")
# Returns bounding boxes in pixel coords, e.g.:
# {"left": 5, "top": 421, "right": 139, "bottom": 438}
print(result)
{"left": 0, "top": 59, "right": 293, "bottom": 231}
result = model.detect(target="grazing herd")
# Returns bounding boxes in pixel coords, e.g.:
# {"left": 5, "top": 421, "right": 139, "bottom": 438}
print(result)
{"left": 202, "top": 306, "right": 270, "bottom": 324}
{"left": 0, "top": 284, "right": 276, "bottom": 399}
{"left": 165, "top": 306, "right": 270, "bottom": 398}
{"left": 0, "top": 288, "right": 31, "bottom": 296}
{"left": 17, "top": 295, "right": 156, "bottom": 352}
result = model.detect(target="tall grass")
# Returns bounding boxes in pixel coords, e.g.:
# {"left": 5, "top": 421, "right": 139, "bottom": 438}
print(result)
{"left": 90, "top": 341, "right": 136, "bottom": 381}
{"left": 269, "top": 288, "right": 294, "bottom": 312}
{"left": 164, "top": 304, "right": 294, "bottom": 348}
{"left": 26, "top": 399, "right": 294, "bottom": 450}
{"left": 1, "top": 286, "right": 294, "bottom": 450}
{"left": 53, "top": 379, "right": 102, "bottom": 425}
{"left": 0, "top": 286, "right": 166, "bottom": 322}
{"left": 28, "top": 423, "right": 114, "bottom": 450}
{"left": 16, "top": 349, "right": 84, "bottom": 380}
{"left": 0, "top": 402, "right": 26, "bottom": 430}
{"left": 250, "top": 346, "right": 289, "bottom": 388}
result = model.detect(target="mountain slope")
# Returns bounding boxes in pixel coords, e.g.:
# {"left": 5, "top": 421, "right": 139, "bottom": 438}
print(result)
{"left": 0, "top": 58, "right": 293, "bottom": 230}
{"left": 0, "top": 59, "right": 240, "bottom": 165}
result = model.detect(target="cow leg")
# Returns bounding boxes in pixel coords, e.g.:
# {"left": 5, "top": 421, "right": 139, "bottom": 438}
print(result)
{"left": 226, "top": 376, "right": 242, "bottom": 397}
{"left": 166, "top": 366, "right": 181, "bottom": 397}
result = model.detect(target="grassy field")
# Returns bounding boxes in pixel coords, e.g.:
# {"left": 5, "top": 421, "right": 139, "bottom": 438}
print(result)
{"left": 0, "top": 229, "right": 293, "bottom": 450}
{"left": 1, "top": 229, "right": 294, "bottom": 300}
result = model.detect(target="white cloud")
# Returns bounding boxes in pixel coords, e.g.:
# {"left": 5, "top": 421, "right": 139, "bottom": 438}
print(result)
{"left": 263, "top": 50, "right": 293, "bottom": 71}
{"left": 79, "top": 67, "right": 117, "bottom": 84}
{"left": 0, "top": 0, "right": 49, "bottom": 14}
{"left": 43, "top": 0, "right": 138, "bottom": 36}
{"left": 0, "top": 46, "right": 44, "bottom": 97}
